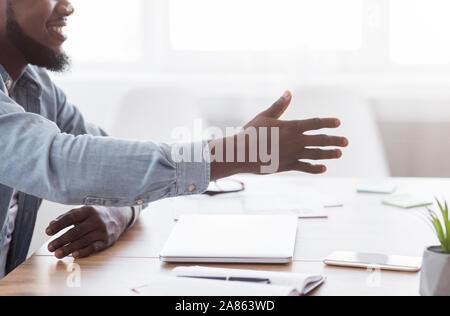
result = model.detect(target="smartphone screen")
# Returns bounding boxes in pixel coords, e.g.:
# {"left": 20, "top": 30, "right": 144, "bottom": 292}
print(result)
{"left": 324, "top": 251, "right": 422, "bottom": 272}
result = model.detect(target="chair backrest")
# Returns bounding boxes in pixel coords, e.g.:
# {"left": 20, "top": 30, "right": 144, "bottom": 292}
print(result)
{"left": 112, "top": 86, "right": 202, "bottom": 144}
{"left": 284, "top": 87, "right": 390, "bottom": 177}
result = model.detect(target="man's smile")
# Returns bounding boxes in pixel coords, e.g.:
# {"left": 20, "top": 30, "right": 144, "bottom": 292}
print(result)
{"left": 46, "top": 19, "right": 68, "bottom": 42}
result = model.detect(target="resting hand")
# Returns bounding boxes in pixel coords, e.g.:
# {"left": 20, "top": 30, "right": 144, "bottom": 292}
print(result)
{"left": 46, "top": 206, "right": 133, "bottom": 259}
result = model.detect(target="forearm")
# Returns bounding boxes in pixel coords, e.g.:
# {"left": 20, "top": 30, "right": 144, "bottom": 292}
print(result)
{"left": 209, "top": 137, "right": 243, "bottom": 181}
{"left": 209, "top": 135, "right": 265, "bottom": 181}
{"left": 0, "top": 108, "right": 210, "bottom": 206}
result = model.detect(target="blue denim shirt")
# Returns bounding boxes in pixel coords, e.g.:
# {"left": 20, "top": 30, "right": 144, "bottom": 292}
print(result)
{"left": 0, "top": 64, "right": 210, "bottom": 274}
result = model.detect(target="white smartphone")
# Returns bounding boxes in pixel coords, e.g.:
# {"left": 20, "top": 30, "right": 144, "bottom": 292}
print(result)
{"left": 324, "top": 251, "right": 422, "bottom": 272}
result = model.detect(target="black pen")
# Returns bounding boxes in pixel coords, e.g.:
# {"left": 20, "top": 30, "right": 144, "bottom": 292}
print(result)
{"left": 181, "top": 276, "right": 271, "bottom": 284}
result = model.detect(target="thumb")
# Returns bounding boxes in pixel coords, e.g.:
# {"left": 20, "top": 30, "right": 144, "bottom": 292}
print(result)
{"left": 260, "top": 91, "right": 292, "bottom": 119}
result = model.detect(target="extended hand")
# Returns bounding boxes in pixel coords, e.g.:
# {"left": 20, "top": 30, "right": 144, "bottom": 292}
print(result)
{"left": 210, "top": 91, "right": 349, "bottom": 180}
{"left": 46, "top": 206, "right": 133, "bottom": 259}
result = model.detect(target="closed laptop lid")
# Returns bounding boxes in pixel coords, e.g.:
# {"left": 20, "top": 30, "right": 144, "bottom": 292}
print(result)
{"left": 160, "top": 215, "right": 298, "bottom": 263}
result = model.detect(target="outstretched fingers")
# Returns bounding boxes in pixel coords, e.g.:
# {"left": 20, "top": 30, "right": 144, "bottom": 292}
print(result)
{"left": 294, "top": 118, "right": 341, "bottom": 132}
{"left": 303, "top": 134, "right": 349, "bottom": 148}
{"left": 291, "top": 162, "right": 327, "bottom": 174}
{"left": 300, "top": 148, "right": 342, "bottom": 160}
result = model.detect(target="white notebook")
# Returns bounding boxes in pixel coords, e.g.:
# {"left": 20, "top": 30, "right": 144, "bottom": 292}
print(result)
{"left": 133, "top": 276, "right": 300, "bottom": 296}
{"left": 160, "top": 215, "right": 298, "bottom": 264}
{"left": 173, "top": 266, "right": 326, "bottom": 296}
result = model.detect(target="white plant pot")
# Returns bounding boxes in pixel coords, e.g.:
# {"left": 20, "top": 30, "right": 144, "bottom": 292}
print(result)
{"left": 419, "top": 246, "right": 450, "bottom": 296}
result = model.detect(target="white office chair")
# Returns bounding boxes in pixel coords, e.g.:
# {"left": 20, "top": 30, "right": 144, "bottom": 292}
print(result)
{"left": 282, "top": 87, "right": 390, "bottom": 178}
{"left": 111, "top": 86, "right": 203, "bottom": 144}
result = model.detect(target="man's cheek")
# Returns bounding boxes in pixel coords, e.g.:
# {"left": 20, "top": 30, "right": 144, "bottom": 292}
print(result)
{"left": 20, "top": 21, "right": 46, "bottom": 43}
{"left": 19, "top": 8, "right": 51, "bottom": 42}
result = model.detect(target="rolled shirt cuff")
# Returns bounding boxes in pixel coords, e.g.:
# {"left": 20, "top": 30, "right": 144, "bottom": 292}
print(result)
{"left": 126, "top": 204, "right": 144, "bottom": 230}
{"left": 174, "top": 140, "right": 211, "bottom": 196}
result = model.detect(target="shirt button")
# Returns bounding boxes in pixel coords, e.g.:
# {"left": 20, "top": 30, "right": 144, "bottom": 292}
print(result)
{"left": 188, "top": 185, "right": 196, "bottom": 192}
{"left": 136, "top": 200, "right": 144, "bottom": 205}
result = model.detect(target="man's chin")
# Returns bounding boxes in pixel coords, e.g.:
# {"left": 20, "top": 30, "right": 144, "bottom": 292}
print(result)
{"left": 24, "top": 47, "right": 71, "bottom": 73}
{"left": 37, "top": 52, "right": 71, "bottom": 73}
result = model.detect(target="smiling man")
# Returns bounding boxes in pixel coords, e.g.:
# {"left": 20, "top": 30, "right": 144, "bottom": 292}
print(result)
{"left": 0, "top": 0, "right": 348, "bottom": 279}
{"left": 0, "top": 0, "right": 141, "bottom": 278}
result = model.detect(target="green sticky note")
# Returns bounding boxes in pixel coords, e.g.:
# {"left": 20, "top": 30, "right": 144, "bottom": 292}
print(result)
{"left": 382, "top": 194, "right": 433, "bottom": 209}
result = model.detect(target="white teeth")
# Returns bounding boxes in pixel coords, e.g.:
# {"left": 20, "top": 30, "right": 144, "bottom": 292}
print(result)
{"left": 49, "top": 26, "right": 64, "bottom": 34}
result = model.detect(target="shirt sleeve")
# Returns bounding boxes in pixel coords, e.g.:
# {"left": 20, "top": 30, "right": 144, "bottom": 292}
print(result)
{"left": 0, "top": 90, "right": 211, "bottom": 207}
{"left": 54, "top": 86, "right": 147, "bottom": 224}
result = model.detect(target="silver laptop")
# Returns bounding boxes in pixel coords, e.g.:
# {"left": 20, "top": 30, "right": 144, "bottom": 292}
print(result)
{"left": 160, "top": 214, "right": 298, "bottom": 264}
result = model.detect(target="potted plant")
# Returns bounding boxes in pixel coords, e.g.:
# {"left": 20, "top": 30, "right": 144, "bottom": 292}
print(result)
{"left": 420, "top": 199, "right": 450, "bottom": 296}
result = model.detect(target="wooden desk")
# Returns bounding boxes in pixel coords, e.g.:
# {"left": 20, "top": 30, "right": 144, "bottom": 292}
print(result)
{"left": 0, "top": 175, "right": 443, "bottom": 296}
{"left": 0, "top": 257, "right": 421, "bottom": 296}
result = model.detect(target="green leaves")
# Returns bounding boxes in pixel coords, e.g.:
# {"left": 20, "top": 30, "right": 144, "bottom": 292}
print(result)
{"left": 427, "top": 198, "right": 450, "bottom": 253}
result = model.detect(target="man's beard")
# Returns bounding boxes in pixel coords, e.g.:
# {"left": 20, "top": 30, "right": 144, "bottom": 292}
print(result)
{"left": 6, "top": 2, "right": 71, "bottom": 73}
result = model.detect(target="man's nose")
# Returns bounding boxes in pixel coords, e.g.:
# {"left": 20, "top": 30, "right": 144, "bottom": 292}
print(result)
{"left": 56, "top": 0, "right": 75, "bottom": 17}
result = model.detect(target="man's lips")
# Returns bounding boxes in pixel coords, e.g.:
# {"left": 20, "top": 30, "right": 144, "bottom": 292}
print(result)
{"left": 47, "top": 26, "right": 67, "bottom": 42}
{"left": 47, "top": 19, "right": 68, "bottom": 42}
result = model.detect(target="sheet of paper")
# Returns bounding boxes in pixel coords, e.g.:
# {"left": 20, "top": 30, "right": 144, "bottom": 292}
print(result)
{"left": 357, "top": 182, "right": 397, "bottom": 194}
{"left": 171, "top": 187, "right": 340, "bottom": 219}
{"left": 382, "top": 194, "right": 433, "bottom": 209}
{"left": 322, "top": 196, "right": 345, "bottom": 208}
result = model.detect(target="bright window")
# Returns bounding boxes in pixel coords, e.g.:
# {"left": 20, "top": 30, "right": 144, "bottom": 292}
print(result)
{"left": 169, "top": 0, "right": 363, "bottom": 51}
{"left": 64, "top": 0, "right": 144, "bottom": 63}
{"left": 390, "top": 0, "right": 450, "bottom": 64}
{"left": 62, "top": 0, "right": 450, "bottom": 70}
